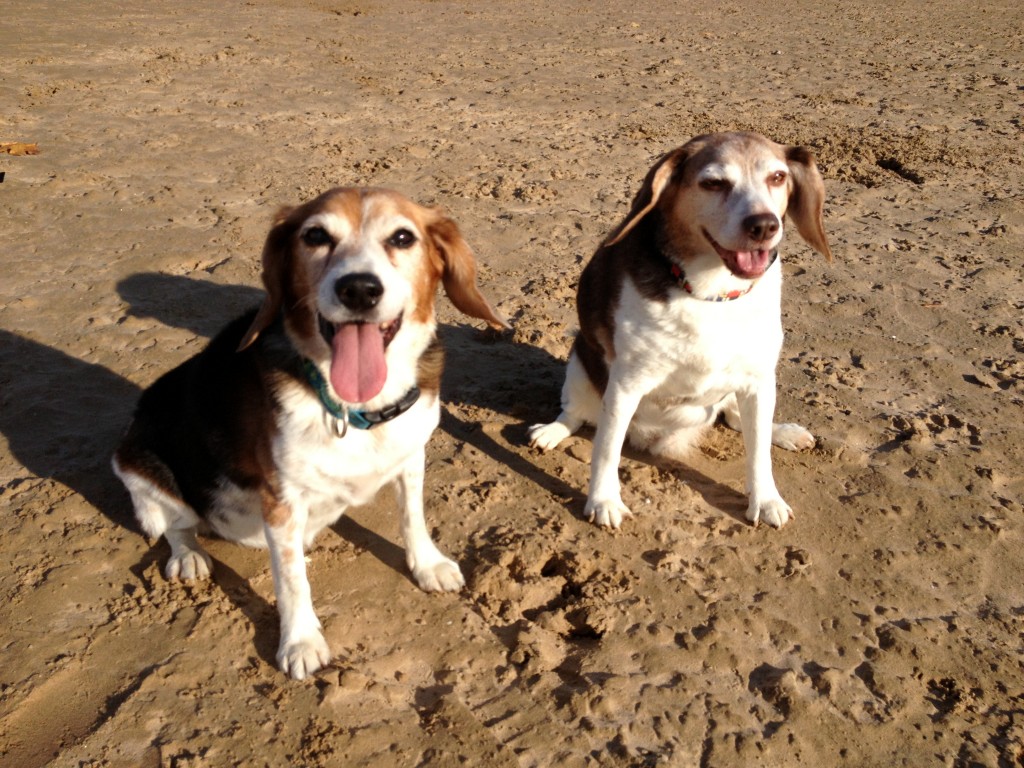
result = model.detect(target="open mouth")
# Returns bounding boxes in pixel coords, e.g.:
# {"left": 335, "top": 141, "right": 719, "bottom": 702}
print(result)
{"left": 317, "top": 313, "right": 403, "bottom": 404}
{"left": 318, "top": 314, "right": 402, "bottom": 348}
{"left": 702, "top": 229, "right": 773, "bottom": 279}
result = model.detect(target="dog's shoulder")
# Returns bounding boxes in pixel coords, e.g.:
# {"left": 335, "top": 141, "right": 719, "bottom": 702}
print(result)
{"left": 579, "top": 216, "right": 674, "bottom": 326}
{"left": 141, "top": 307, "right": 294, "bottom": 412}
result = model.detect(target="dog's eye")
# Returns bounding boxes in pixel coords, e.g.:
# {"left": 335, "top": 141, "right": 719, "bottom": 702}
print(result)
{"left": 768, "top": 171, "right": 788, "bottom": 186}
{"left": 302, "top": 226, "right": 333, "bottom": 248}
{"left": 699, "top": 178, "right": 731, "bottom": 192}
{"left": 387, "top": 228, "right": 417, "bottom": 249}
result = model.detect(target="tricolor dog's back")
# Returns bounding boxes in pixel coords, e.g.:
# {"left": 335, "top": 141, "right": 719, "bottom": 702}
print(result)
{"left": 114, "top": 187, "right": 508, "bottom": 679}
{"left": 530, "top": 132, "right": 831, "bottom": 529}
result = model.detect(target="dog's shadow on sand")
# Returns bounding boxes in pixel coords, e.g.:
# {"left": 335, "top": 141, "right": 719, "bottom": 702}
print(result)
{"left": 0, "top": 273, "right": 279, "bottom": 666}
{"left": 437, "top": 322, "right": 750, "bottom": 525}
{"left": 0, "top": 328, "right": 140, "bottom": 527}
{"left": 437, "top": 322, "right": 588, "bottom": 509}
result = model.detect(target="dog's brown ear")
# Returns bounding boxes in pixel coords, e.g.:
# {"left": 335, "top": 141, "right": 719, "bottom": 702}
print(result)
{"left": 785, "top": 146, "right": 833, "bottom": 261}
{"left": 428, "top": 213, "right": 510, "bottom": 331}
{"left": 605, "top": 146, "right": 690, "bottom": 247}
{"left": 238, "top": 206, "right": 295, "bottom": 351}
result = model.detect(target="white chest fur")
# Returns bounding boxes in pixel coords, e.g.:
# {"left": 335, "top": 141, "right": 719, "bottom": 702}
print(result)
{"left": 206, "top": 382, "right": 439, "bottom": 549}
{"left": 614, "top": 267, "right": 784, "bottom": 406}
{"left": 274, "top": 381, "right": 439, "bottom": 507}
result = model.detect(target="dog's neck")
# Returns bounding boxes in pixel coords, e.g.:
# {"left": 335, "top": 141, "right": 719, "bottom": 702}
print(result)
{"left": 300, "top": 359, "right": 420, "bottom": 437}
{"left": 634, "top": 215, "right": 777, "bottom": 303}
{"left": 666, "top": 251, "right": 777, "bottom": 302}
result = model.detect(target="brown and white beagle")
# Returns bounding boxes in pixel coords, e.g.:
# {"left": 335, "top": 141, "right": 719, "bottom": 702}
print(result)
{"left": 114, "top": 187, "right": 508, "bottom": 679}
{"left": 530, "top": 132, "right": 832, "bottom": 529}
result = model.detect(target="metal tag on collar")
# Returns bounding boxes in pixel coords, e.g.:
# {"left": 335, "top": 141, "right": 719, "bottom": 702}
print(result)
{"left": 330, "top": 404, "right": 349, "bottom": 439}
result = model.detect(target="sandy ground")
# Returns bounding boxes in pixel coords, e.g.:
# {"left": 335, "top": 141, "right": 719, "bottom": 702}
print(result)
{"left": 2, "top": 0, "right": 1023, "bottom": 765}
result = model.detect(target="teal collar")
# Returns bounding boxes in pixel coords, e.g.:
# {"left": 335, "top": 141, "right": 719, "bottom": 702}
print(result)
{"left": 301, "top": 360, "right": 420, "bottom": 437}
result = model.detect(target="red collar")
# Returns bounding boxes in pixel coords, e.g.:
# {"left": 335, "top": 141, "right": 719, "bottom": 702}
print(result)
{"left": 669, "top": 249, "right": 778, "bottom": 302}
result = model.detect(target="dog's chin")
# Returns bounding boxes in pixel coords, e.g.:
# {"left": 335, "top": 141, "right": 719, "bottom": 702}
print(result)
{"left": 702, "top": 230, "right": 776, "bottom": 279}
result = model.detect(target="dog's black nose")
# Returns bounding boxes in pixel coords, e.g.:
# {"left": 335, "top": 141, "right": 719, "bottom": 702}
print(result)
{"left": 334, "top": 273, "right": 383, "bottom": 311}
{"left": 742, "top": 213, "right": 780, "bottom": 243}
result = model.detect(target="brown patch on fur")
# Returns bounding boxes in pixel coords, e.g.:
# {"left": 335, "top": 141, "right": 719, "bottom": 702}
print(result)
{"left": 261, "top": 486, "right": 292, "bottom": 529}
{"left": 416, "top": 337, "right": 445, "bottom": 394}
{"left": 413, "top": 218, "right": 445, "bottom": 328}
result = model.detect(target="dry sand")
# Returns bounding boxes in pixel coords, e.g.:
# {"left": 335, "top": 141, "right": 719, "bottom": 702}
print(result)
{"left": 2, "top": 0, "right": 1023, "bottom": 765}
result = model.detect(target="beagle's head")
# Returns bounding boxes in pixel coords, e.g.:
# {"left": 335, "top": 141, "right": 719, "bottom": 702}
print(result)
{"left": 239, "top": 187, "right": 508, "bottom": 406}
{"left": 607, "top": 132, "right": 832, "bottom": 298}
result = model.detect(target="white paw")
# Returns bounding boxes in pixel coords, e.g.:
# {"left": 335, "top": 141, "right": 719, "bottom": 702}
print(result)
{"left": 528, "top": 421, "right": 571, "bottom": 451}
{"left": 411, "top": 557, "right": 465, "bottom": 593}
{"left": 585, "top": 497, "right": 632, "bottom": 529}
{"left": 164, "top": 549, "right": 212, "bottom": 580}
{"left": 278, "top": 632, "right": 331, "bottom": 680}
{"left": 772, "top": 423, "right": 815, "bottom": 452}
{"left": 746, "top": 497, "right": 793, "bottom": 528}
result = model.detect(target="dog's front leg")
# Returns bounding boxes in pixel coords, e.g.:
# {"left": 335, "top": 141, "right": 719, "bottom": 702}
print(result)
{"left": 736, "top": 381, "right": 793, "bottom": 528}
{"left": 395, "top": 448, "right": 465, "bottom": 592}
{"left": 263, "top": 497, "right": 330, "bottom": 680}
{"left": 586, "top": 380, "right": 643, "bottom": 528}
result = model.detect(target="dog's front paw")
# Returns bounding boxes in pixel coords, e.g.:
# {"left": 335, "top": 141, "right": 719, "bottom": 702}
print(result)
{"left": 278, "top": 632, "right": 331, "bottom": 680}
{"left": 746, "top": 497, "right": 793, "bottom": 528}
{"left": 412, "top": 557, "right": 465, "bottom": 593}
{"left": 528, "top": 421, "right": 572, "bottom": 451}
{"left": 164, "top": 549, "right": 212, "bottom": 581}
{"left": 772, "top": 423, "right": 815, "bottom": 452}
{"left": 585, "top": 497, "right": 633, "bottom": 529}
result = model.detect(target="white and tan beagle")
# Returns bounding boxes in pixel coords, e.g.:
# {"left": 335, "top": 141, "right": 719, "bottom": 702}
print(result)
{"left": 114, "top": 187, "right": 508, "bottom": 679}
{"left": 530, "top": 132, "right": 832, "bottom": 529}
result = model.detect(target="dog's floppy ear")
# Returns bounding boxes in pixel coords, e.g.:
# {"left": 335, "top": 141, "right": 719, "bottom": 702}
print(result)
{"left": 605, "top": 145, "right": 691, "bottom": 247}
{"left": 785, "top": 146, "right": 833, "bottom": 261}
{"left": 238, "top": 206, "right": 295, "bottom": 351}
{"left": 428, "top": 213, "right": 510, "bottom": 331}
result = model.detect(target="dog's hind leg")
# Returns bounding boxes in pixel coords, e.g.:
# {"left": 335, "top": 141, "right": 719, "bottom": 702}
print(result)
{"left": 719, "top": 393, "right": 815, "bottom": 451}
{"left": 112, "top": 453, "right": 212, "bottom": 580}
{"left": 529, "top": 350, "right": 600, "bottom": 450}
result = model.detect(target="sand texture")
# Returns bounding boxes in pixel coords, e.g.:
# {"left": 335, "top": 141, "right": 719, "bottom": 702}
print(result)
{"left": 2, "top": 0, "right": 1023, "bottom": 765}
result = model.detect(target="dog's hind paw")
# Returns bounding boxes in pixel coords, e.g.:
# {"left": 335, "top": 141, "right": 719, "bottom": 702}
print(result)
{"left": 528, "top": 420, "right": 573, "bottom": 451}
{"left": 771, "top": 423, "right": 815, "bottom": 452}
{"left": 164, "top": 549, "right": 212, "bottom": 581}
{"left": 747, "top": 497, "right": 793, "bottom": 528}
{"left": 278, "top": 632, "right": 331, "bottom": 681}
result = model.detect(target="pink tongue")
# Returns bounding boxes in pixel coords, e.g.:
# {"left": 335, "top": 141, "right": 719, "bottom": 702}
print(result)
{"left": 329, "top": 323, "right": 387, "bottom": 404}
{"left": 734, "top": 249, "right": 771, "bottom": 277}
